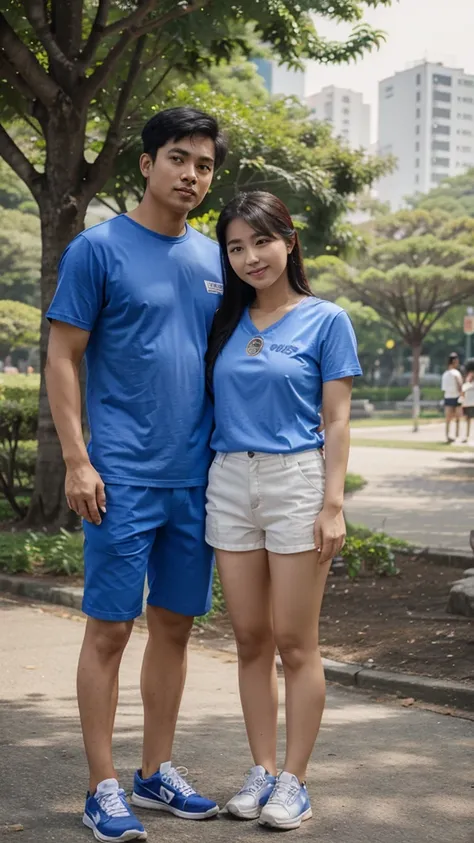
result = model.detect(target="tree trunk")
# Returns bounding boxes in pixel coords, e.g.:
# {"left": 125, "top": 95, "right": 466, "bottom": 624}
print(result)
{"left": 23, "top": 203, "right": 85, "bottom": 529}
{"left": 411, "top": 341, "right": 422, "bottom": 434}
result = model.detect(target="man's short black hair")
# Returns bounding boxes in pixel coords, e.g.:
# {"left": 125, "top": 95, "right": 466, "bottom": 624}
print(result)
{"left": 141, "top": 107, "right": 227, "bottom": 169}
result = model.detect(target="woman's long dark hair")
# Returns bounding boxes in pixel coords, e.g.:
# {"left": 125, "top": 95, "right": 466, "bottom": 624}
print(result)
{"left": 205, "top": 191, "right": 313, "bottom": 395}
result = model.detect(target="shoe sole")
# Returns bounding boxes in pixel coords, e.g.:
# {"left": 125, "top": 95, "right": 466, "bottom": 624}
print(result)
{"left": 131, "top": 793, "right": 219, "bottom": 820}
{"left": 83, "top": 813, "right": 147, "bottom": 842}
{"left": 258, "top": 807, "right": 313, "bottom": 830}
{"left": 225, "top": 802, "right": 261, "bottom": 820}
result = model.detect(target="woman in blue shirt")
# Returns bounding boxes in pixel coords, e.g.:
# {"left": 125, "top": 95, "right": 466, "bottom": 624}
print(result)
{"left": 205, "top": 191, "right": 361, "bottom": 830}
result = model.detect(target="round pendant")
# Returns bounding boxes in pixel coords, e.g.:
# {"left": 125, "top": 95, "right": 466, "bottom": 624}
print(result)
{"left": 246, "top": 336, "right": 264, "bottom": 356}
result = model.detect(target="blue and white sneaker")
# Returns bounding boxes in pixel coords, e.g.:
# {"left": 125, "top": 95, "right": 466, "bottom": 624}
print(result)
{"left": 83, "top": 778, "right": 147, "bottom": 841}
{"left": 259, "top": 771, "right": 312, "bottom": 830}
{"left": 131, "top": 762, "right": 219, "bottom": 820}
{"left": 225, "top": 765, "right": 276, "bottom": 820}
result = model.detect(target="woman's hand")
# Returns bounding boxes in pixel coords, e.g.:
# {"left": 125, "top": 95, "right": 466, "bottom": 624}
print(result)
{"left": 314, "top": 507, "right": 346, "bottom": 565}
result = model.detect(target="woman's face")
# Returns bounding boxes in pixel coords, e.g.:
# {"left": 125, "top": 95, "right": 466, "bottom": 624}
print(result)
{"left": 225, "top": 217, "right": 291, "bottom": 291}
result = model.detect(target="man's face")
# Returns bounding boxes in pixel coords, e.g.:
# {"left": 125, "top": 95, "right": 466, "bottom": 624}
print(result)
{"left": 140, "top": 135, "right": 215, "bottom": 215}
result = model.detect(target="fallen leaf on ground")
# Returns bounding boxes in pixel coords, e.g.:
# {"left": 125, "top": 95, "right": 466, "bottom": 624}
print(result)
{"left": 401, "top": 698, "right": 415, "bottom": 707}
{"left": 5, "top": 824, "right": 24, "bottom": 832}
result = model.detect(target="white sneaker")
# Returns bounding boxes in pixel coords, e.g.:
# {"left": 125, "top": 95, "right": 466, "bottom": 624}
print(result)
{"left": 225, "top": 766, "right": 276, "bottom": 820}
{"left": 259, "top": 771, "right": 312, "bottom": 830}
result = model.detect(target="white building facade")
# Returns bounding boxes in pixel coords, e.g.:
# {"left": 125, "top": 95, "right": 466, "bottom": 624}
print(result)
{"left": 305, "top": 86, "right": 371, "bottom": 149}
{"left": 377, "top": 61, "right": 474, "bottom": 209}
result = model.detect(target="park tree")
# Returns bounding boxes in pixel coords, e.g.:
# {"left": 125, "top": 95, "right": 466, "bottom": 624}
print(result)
{"left": 0, "top": 207, "right": 41, "bottom": 305}
{"left": 0, "top": 0, "right": 392, "bottom": 528}
{"left": 338, "top": 211, "right": 474, "bottom": 430}
{"left": 410, "top": 168, "right": 474, "bottom": 218}
{"left": 0, "top": 299, "right": 40, "bottom": 359}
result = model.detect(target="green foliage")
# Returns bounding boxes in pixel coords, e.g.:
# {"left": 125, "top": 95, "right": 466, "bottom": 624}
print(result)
{"left": 0, "top": 379, "right": 39, "bottom": 518}
{"left": 344, "top": 473, "right": 366, "bottom": 494}
{"left": 0, "top": 210, "right": 41, "bottom": 306}
{"left": 341, "top": 533, "right": 403, "bottom": 579}
{"left": 0, "top": 529, "right": 84, "bottom": 576}
{"left": 0, "top": 300, "right": 41, "bottom": 356}
{"left": 351, "top": 385, "right": 441, "bottom": 402}
{"left": 410, "top": 168, "right": 474, "bottom": 219}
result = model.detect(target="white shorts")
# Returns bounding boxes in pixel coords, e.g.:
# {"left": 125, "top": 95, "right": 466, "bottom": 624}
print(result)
{"left": 205, "top": 450, "right": 326, "bottom": 555}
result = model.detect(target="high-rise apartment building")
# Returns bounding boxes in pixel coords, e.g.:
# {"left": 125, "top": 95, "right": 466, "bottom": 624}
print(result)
{"left": 253, "top": 58, "right": 305, "bottom": 99}
{"left": 377, "top": 61, "right": 474, "bottom": 208}
{"left": 305, "top": 86, "right": 371, "bottom": 149}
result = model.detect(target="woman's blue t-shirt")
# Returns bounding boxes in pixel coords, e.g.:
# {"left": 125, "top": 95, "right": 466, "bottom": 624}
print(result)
{"left": 211, "top": 297, "right": 362, "bottom": 454}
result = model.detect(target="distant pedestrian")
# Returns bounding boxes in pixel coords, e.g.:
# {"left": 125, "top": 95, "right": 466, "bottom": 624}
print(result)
{"left": 461, "top": 359, "right": 474, "bottom": 443}
{"left": 441, "top": 352, "right": 462, "bottom": 443}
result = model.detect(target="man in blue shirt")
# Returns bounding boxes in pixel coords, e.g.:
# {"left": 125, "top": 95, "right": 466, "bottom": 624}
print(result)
{"left": 46, "top": 107, "right": 227, "bottom": 841}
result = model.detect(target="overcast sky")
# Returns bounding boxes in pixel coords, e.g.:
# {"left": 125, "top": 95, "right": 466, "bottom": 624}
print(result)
{"left": 305, "top": 0, "right": 474, "bottom": 140}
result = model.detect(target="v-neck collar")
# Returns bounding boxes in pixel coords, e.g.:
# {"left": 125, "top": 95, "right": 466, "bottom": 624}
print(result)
{"left": 243, "top": 297, "right": 313, "bottom": 336}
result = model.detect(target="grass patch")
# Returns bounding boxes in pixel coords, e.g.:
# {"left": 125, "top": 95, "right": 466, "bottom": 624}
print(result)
{"left": 350, "top": 438, "right": 472, "bottom": 453}
{"left": 351, "top": 416, "right": 441, "bottom": 428}
{"left": 344, "top": 473, "right": 366, "bottom": 494}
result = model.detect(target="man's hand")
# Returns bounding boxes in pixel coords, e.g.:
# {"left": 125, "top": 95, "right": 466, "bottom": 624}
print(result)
{"left": 65, "top": 461, "right": 106, "bottom": 525}
{"left": 314, "top": 507, "right": 346, "bottom": 565}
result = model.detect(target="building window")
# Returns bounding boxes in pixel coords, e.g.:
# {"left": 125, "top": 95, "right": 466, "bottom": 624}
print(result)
{"left": 342, "top": 107, "right": 350, "bottom": 114}
{"left": 416, "top": 73, "right": 421, "bottom": 85}
{"left": 416, "top": 108, "right": 421, "bottom": 118}
{"left": 415, "top": 174, "right": 420, "bottom": 184}
{"left": 343, "top": 119, "right": 350, "bottom": 126}
{"left": 416, "top": 125, "right": 420, "bottom": 135}
{"left": 416, "top": 91, "right": 421, "bottom": 103}
{"left": 342, "top": 95, "right": 350, "bottom": 103}
{"left": 432, "top": 107, "right": 451, "bottom": 119}
{"left": 461, "top": 129, "right": 473, "bottom": 136}
{"left": 432, "top": 157, "right": 450, "bottom": 166}
{"left": 433, "top": 90, "right": 451, "bottom": 103}
{"left": 432, "top": 172, "right": 449, "bottom": 184}
{"left": 460, "top": 78, "right": 474, "bottom": 87}
{"left": 384, "top": 86, "right": 394, "bottom": 99}
{"left": 433, "top": 74, "right": 452, "bottom": 86}
{"left": 415, "top": 158, "right": 420, "bottom": 168}
{"left": 432, "top": 124, "right": 451, "bottom": 135}
{"left": 432, "top": 140, "right": 450, "bottom": 151}
{"left": 415, "top": 141, "right": 420, "bottom": 152}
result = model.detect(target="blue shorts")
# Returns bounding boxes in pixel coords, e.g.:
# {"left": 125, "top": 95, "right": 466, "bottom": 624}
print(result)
{"left": 82, "top": 485, "right": 214, "bottom": 621}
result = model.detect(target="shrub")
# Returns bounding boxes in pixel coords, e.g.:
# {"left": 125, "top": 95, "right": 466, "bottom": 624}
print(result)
{"left": 340, "top": 532, "right": 406, "bottom": 579}
{"left": 0, "top": 379, "right": 38, "bottom": 518}
{"left": 352, "top": 386, "right": 442, "bottom": 402}
{"left": 0, "top": 529, "right": 83, "bottom": 576}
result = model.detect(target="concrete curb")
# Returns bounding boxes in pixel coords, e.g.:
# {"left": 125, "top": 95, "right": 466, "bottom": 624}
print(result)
{"left": 398, "top": 547, "right": 472, "bottom": 569}
{"left": 1, "top": 573, "right": 473, "bottom": 713}
{"left": 315, "top": 658, "right": 474, "bottom": 713}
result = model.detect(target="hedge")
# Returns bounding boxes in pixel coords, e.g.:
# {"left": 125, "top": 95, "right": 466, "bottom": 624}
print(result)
{"left": 352, "top": 386, "right": 443, "bottom": 402}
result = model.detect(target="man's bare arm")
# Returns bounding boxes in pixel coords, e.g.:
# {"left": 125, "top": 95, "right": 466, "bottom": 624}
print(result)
{"left": 46, "top": 321, "right": 105, "bottom": 525}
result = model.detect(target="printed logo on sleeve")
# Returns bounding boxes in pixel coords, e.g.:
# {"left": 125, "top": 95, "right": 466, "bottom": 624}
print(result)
{"left": 204, "top": 280, "right": 223, "bottom": 294}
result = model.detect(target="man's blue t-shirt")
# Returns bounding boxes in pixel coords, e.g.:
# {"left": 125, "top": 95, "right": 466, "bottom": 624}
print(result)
{"left": 211, "top": 297, "right": 362, "bottom": 454}
{"left": 47, "top": 214, "right": 223, "bottom": 487}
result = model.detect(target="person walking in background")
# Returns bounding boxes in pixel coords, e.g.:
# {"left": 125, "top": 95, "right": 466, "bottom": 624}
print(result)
{"left": 205, "top": 191, "right": 361, "bottom": 831}
{"left": 441, "top": 352, "right": 463, "bottom": 443}
{"left": 46, "top": 107, "right": 227, "bottom": 842}
{"left": 461, "top": 359, "right": 474, "bottom": 443}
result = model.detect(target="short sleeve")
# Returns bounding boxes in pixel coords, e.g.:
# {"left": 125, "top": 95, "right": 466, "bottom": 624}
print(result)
{"left": 320, "top": 311, "right": 363, "bottom": 382}
{"left": 46, "top": 234, "right": 105, "bottom": 331}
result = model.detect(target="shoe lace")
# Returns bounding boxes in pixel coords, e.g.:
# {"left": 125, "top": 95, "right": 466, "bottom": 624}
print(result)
{"left": 240, "top": 771, "right": 267, "bottom": 796}
{"left": 162, "top": 766, "right": 196, "bottom": 798}
{"left": 97, "top": 788, "right": 130, "bottom": 818}
{"left": 269, "top": 779, "right": 299, "bottom": 807}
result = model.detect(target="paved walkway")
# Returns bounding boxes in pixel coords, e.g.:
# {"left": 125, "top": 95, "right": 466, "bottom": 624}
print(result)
{"left": 1, "top": 597, "right": 474, "bottom": 843}
{"left": 346, "top": 423, "right": 474, "bottom": 552}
